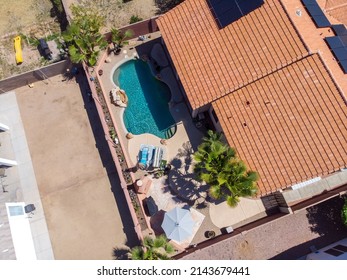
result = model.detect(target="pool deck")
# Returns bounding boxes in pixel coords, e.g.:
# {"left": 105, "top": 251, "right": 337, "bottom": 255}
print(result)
{"left": 96, "top": 35, "right": 268, "bottom": 248}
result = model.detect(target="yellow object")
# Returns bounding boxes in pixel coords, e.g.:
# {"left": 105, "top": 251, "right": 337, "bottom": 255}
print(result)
{"left": 14, "top": 36, "right": 23, "bottom": 64}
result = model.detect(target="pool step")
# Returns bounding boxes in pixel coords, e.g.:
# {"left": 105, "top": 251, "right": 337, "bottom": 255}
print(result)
{"left": 164, "top": 125, "right": 177, "bottom": 139}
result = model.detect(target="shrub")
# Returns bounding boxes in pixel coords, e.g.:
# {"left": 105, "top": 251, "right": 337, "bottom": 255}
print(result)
{"left": 342, "top": 199, "right": 347, "bottom": 226}
{"left": 129, "top": 15, "right": 143, "bottom": 24}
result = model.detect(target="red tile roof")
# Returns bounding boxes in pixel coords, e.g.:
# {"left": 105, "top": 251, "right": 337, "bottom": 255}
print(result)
{"left": 325, "top": 0, "right": 347, "bottom": 25}
{"left": 213, "top": 54, "right": 347, "bottom": 195}
{"left": 157, "top": 0, "right": 308, "bottom": 110}
{"left": 157, "top": 0, "right": 347, "bottom": 195}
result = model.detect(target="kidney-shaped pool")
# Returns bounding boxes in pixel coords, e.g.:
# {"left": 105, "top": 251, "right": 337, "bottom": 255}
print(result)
{"left": 113, "top": 59, "right": 176, "bottom": 139}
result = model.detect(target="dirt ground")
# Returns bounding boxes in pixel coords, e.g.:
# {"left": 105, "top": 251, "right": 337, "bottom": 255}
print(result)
{"left": 0, "top": 0, "right": 53, "bottom": 36}
{"left": 0, "top": 0, "right": 158, "bottom": 80}
{"left": 15, "top": 74, "right": 138, "bottom": 259}
{"left": 63, "top": 0, "right": 158, "bottom": 30}
{"left": 0, "top": 0, "right": 61, "bottom": 80}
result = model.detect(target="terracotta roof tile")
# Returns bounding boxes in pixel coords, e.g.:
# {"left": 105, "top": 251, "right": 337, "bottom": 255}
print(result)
{"left": 326, "top": 6, "right": 347, "bottom": 26}
{"left": 213, "top": 54, "right": 347, "bottom": 195}
{"left": 157, "top": 0, "right": 308, "bottom": 110}
{"left": 157, "top": 0, "right": 347, "bottom": 196}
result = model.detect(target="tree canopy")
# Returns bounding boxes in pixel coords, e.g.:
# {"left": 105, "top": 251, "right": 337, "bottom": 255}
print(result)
{"left": 194, "top": 130, "right": 258, "bottom": 207}
{"left": 111, "top": 28, "right": 134, "bottom": 48}
{"left": 62, "top": 4, "right": 107, "bottom": 66}
{"left": 129, "top": 235, "right": 174, "bottom": 260}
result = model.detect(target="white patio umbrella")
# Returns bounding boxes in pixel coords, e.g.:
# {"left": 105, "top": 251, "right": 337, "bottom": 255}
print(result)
{"left": 161, "top": 207, "right": 194, "bottom": 242}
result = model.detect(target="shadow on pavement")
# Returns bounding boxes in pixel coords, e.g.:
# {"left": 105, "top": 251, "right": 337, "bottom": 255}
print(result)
{"left": 272, "top": 195, "right": 347, "bottom": 259}
{"left": 74, "top": 70, "right": 140, "bottom": 249}
{"left": 306, "top": 195, "right": 347, "bottom": 236}
{"left": 112, "top": 248, "right": 130, "bottom": 260}
{"left": 271, "top": 233, "right": 346, "bottom": 260}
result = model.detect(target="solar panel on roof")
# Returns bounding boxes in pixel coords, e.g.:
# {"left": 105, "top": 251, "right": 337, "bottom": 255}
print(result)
{"left": 207, "top": 0, "right": 264, "bottom": 28}
{"left": 340, "top": 35, "right": 347, "bottom": 46}
{"left": 339, "top": 60, "right": 347, "bottom": 73}
{"left": 305, "top": 4, "right": 323, "bottom": 16}
{"left": 326, "top": 36, "right": 345, "bottom": 49}
{"left": 325, "top": 35, "right": 347, "bottom": 73}
{"left": 332, "top": 24, "right": 347, "bottom": 36}
{"left": 301, "top": 0, "right": 331, "bottom": 28}
{"left": 314, "top": 16, "right": 331, "bottom": 28}
{"left": 332, "top": 47, "right": 347, "bottom": 61}
{"left": 302, "top": 0, "right": 316, "bottom": 4}
{"left": 238, "top": 0, "right": 264, "bottom": 15}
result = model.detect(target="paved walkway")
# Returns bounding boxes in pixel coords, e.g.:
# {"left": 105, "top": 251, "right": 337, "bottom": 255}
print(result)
{"left": 0, "top": 92, "right": 54, "bottom": 260}
{"left": 210, "top": 198, "right": 266, "bottom": 228}
{"left": 181, "top": 195, "right": 347, "bottom": 259}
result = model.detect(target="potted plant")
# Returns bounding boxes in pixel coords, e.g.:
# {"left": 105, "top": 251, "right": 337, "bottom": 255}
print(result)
{"left": 205, "top": 230, "right": 216, "bottom": 238}
{"left": 111, "top": 28, "right": 134, "bottom": 54}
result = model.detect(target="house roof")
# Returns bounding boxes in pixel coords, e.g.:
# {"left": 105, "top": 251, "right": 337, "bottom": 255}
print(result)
{"left": 157, "top": 0, "right": 308, "bottom": 110}
{"left": 157, "top": 0, "right": 347, "bottom": 196}
{"left": 212, "top": 54, "right": 347, "bottom": 195}
{"left": 325, "top": 0, "right": 347, "bottom": 26}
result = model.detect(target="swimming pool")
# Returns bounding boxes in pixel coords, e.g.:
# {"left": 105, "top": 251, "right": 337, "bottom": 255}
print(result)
{"left": 113, "top": 59, "right": 176, "bottom": 139}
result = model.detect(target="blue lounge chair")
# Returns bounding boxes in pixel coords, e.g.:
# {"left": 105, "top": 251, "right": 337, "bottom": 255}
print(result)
{"left": 147, "top": 145, "right": 155, "bottom": 166}
{"left": 139, "top": 146, "right": 149, "bottom": 167}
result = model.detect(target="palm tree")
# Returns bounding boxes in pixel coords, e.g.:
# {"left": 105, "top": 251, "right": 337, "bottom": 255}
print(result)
{"left": 111, "top": 28, "right": 134, "bottom": 50}
{"left": 129, "top": 235, "right": 174, "bottom": 260}
{"left": 62, "top": 5, "right": 107, "bottom": 66}
{"left": 194, "top": 130, "right": 258, "bottom": 207}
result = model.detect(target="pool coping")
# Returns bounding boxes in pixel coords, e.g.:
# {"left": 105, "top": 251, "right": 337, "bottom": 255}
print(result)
{"left": 111, "top": 55, "right": 178, "bottom": 140}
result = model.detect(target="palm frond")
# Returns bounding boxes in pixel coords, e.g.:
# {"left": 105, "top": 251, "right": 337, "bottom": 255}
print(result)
{"left": 226, "top": 195, "right": 240, "bottom": 207}
{"left": 129, "top": 246, "right": 144, "bottom": 260}
{"left": 209, "top": 185, "right": 222, "bottom": 199}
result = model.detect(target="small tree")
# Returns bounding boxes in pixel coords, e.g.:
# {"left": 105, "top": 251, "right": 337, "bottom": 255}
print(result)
{"left": 111, "top": 28, "right": 134, "bottom": 49}
{"left": 62, "top": 4, "right": 107, "bottom": 66}
{"left": 342, "top": 199, "right": 347, "bottom": 227}
{"left": 129, "top": 15, "right": 143, "bottom": 24}
{"left": 194, "top": 130, "right": 258, "bottom": 207}
{"left": 129, "top": 235, "right": 174, "bottom": 260}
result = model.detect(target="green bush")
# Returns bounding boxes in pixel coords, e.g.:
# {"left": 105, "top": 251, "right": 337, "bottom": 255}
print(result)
{"left": 342, "top": 199, "right": 347, "bottom": 226}
{"left": 129, "top": 15, "right": 143, "bottom": 24}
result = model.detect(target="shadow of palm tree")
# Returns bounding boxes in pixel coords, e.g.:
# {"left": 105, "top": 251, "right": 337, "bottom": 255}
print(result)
{"left": 112, "top": 246, "right": 131, "bottom": 260}
{"left": 166, "top": 141, "right": 209, "bottom": 206}
{"left": 170, "top": 157, "right": 183, "bottom": 170}
{"left": 176, "top": 141, "right": 194, "bottom": 174}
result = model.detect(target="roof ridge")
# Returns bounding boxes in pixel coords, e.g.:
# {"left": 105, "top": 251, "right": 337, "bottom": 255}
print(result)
{"left": 325, "top": 2, "right": 347, "bottom": 12}
{"left": 212, "top": 52, "right": 313, "bottom": 104}
{"left": 314, "top": 51, "right": 347, "bottom": 104}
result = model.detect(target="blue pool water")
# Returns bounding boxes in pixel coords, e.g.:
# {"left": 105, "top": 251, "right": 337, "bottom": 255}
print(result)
{"left": 113, "top": 59, "right": 176, "bottom": 139}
